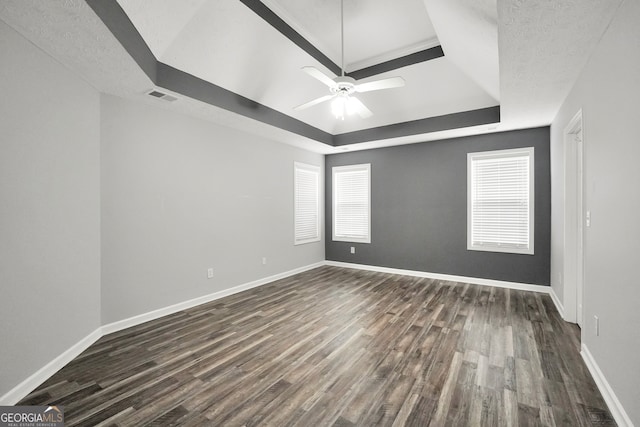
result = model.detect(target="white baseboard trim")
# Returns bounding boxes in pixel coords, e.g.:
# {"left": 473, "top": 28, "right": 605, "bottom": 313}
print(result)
{"left": 324, "top": 261, "right": 551, "bottom": 294}
{"left": 102, "top": 261, "right": 325, "bottom": 335}
{"left": 549, "top": 286, "right": 565, "bottom": 318}
{"left": 0, "top": 327, "right": 102, "bottom": 405}
{"left": 581, "top": 344, "right": 634, "bottom": 427}
{"left": 2, "top": 261, "right": 325, "bottom": 406}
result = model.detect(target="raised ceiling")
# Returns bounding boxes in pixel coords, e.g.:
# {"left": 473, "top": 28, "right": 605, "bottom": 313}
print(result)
{"left": 110, "top": 0, "right": 499, "bottom": 138}
{"left": 0, "top": 0, "right": 624, "bottom": 154}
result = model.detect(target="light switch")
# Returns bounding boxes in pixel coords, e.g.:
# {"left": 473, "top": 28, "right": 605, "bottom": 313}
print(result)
{"left": 586, "top": 210, "right": 591, "bottom": 227}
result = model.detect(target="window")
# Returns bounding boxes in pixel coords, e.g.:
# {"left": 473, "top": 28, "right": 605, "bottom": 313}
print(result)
{"left": 333, "top": 164, "right": 371, "bottom": 243}
{"left": 294, "top": 162, "right": 321, "bottom": 245}
{"left": 467, "top": 147, "right": 534, "bottom": 254}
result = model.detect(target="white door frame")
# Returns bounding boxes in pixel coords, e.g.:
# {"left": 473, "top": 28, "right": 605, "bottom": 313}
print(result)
{"left": 563, "top": 109, "right": 585, "bottom": 325}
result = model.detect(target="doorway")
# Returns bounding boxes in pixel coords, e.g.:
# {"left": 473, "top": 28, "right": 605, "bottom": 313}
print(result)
{"left": 563, "top": 110, "right": 585, "bottom": 326}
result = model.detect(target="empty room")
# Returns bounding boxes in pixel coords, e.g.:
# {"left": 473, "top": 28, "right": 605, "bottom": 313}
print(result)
{"left": 1, "top": 0, "right": 638, "bottom": 426}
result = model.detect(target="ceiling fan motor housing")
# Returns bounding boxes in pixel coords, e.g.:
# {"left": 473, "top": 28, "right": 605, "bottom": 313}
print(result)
{"left": 332, "top": 76, "right": 357, "bottom": 95}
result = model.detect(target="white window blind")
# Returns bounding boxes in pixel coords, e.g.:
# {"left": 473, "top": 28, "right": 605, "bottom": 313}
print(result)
{"left": 294, "top": 162, "right": 320, "bottom": 245}
{"left": 333, "top": 164, "right": 371, "bottom": 243}
{"left": 467, "top": 147, "right": 534, "bottom": 254}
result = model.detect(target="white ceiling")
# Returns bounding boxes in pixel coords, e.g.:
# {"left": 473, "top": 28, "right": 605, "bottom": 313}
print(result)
{"left": 425, "top": 0, "right": 500, "bottom": 100}
{"left": 0, "top": 0, "right": 624, "bottom": 154}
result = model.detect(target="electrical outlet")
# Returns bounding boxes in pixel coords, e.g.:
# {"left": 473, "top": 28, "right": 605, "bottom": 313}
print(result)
{"left": 594, "top": 315, "right": 599, "bottom": 336}
{"left": 350, "top": 246, "right": 355, "bottom": 254}
{"left": 262, "top": 257, "right": 267, "bottom": 265}
{"left": 207, "top": 268, "right": 214, "bottom": 279}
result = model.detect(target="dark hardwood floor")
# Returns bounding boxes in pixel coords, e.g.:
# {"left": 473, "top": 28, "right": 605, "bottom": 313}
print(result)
{"left": 19, "top": 266, "right": 615, "bottom": 426}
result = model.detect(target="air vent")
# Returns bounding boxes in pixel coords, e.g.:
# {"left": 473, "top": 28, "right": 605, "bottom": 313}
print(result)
{"left": 146, "top": 89, "right": 178, "bottom": 102}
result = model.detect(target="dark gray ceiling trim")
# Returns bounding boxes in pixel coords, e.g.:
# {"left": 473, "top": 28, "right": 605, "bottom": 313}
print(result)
{"left": 156, "top": 63, "right": 334, "bottom": 145}
{"left": 85, "top": 0, "right": 156, "bottom": 82}
{"left": 348, "top": 46, "right": 445, "bottom": 80}
{"left": 333, "top": 106, "right": 501, "bottom": 146}
{"left": 238, "top": 0, "right": 341, "bottom": 76}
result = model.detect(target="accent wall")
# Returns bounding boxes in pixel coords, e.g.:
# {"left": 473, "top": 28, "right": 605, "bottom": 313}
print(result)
{"left": 325, "top": 127, "right": 551, "bottom": 286}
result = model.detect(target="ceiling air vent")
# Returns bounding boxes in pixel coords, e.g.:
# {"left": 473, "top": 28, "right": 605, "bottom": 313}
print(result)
{"left": 146, "top": 89, "right": 178, "bottom": 102}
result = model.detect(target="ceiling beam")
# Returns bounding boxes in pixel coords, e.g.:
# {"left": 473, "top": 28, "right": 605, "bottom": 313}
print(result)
{"left": 85, "top": 0, "right": 156, "bottom": 82}
{"left": 333, "top": 106, "right": 500, "bottom": 146}
{"left": 156, "top": 62, "right": 334, "bottom": 145}
{"left": 237, "top": 0, "right": 341, "bottom": 76}
{"left": 348, "top": 46, "right": 444, "bottom": 80}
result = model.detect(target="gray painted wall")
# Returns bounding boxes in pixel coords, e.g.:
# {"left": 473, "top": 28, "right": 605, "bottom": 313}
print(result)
{"left": 550, "top": 0, "right": 640, "bottom": 422}
{"left": 0, "top": 21, "right": 101, "bottom": 398}
{"left": 100, "top": 95, "right": 324, "bottom": 324}
{"left": 326, "top": 128, "right": 551, "bottom": 285}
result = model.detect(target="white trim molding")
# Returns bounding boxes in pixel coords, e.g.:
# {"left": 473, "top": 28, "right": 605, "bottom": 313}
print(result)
{"left": 324, "top": 261, "right": 551, "bottom": 294}
{"left": 467, "top": 147, "right": 535, "bottom": 255}
{"left": 0, "top": 328, "right": 102, "bottom": 405}
{"left": 332, "top": 163, "right": 371, "bottom": 244}
{"left": 1, "top": 261, "right": 325, "bottom": 405}
{"left": 102, "top": 261, "right": 325, "bottom": 335}
{"left": 549, "top": 286, "right": 565, "bottom": 319}
{"left": 562, "top": 108, "right": 585, "bottom": 325}
{"left": 581, "top": 344, "right": 634, "bottom": 427}
{"left": 293, "top": 162, "right": 322, "bottom": 246}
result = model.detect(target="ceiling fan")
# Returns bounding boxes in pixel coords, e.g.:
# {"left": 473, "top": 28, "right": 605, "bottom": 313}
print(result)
{"left": 294, "top": 0, "right": 406, "bottom": 120}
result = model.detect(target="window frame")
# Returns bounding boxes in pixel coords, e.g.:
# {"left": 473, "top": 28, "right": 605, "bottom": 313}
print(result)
{"left": 332, "top": 163, "right": 371, "bottom": 244}
{"left": 293, "top": 162, "right": 321, "bottom": 246}
{"left": 467, "top": 147, "right": 535, "bottom": 255}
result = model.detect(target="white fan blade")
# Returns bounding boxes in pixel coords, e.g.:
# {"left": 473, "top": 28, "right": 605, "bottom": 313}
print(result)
{"left": 294, "top": 94, "right": 335, "bottom": 111}
{"left": 348, "top": 97, "right": 373, "bottom": 118}
{"left": 302, "top": 66, "right": 337, "bottom": 88}
{"left": 355, "top": 76, "right": 405, "bottom": 93}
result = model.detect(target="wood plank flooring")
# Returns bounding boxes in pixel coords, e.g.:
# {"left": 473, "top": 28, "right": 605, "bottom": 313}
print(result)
{"left": 19, "top": 266, "right": 616, "bottom": 426}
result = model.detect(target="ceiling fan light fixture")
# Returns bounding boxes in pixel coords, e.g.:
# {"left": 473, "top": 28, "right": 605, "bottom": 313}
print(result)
{"left": 345, "top": 96, "right": 359, "bottom": 115}
{"left": 331, "top": 94, "right": 348, "bottom": 120}
{"left": 332, "top": 92, "right": 360, "bottom": 120}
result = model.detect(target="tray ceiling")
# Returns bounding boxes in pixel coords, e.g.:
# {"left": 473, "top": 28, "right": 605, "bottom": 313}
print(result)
{"left": 113, "top": 0, "right": 498, "bottom": 137}
{"left": 0, "top": 0, "right": 624, "bottom": 153}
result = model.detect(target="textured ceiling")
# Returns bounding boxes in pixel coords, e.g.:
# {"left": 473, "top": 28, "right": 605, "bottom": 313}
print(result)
{"left": 112, "top": 0, "right": 207, "bottom": 59}
{"left": 0, "top": 0, "right": 150, "bottom": 99}
{"left": 0, "top": 0, "right": 625, "bottom": 154}
{"left": 498, "top": 0, "right": 624, "bottom": 127}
